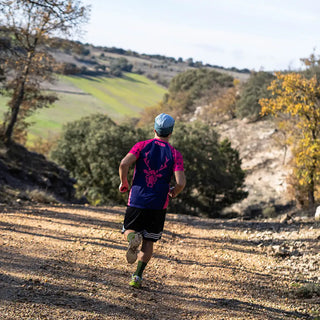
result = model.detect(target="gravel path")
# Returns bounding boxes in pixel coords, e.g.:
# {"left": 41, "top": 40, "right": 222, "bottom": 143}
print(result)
{"left": 0, "top": 205, "right": 318, "bottom": 319}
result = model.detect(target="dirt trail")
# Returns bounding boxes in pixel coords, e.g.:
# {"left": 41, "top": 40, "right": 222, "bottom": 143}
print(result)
{"left": 0, "top": 205, "right": 318, "bottom": 320}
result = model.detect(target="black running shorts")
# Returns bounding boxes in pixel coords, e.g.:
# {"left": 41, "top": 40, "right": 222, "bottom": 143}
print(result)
{"left": 123, "top": 206, "right": 167, "bottom": 242}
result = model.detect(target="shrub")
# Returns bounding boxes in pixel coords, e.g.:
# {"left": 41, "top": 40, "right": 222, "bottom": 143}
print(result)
{"left": 27, "top": 189, "right": 58, "bottom": 204}
{"left": 236, "top": 71, "right": 275, "bottom": 121}
{"left": 110, "top": 58, "right": 133, "bottom": 76}
{"left": 51, "top": 114, "right": 148, "bottom": 205}
{"left": 262, "top": 206, "right": 277, "bottom": 218}
{"left": 52, "top": 116, "right": 247, "bottom": 215}
{"left": 293, "top": 283, "right": 320, "bottom": 299}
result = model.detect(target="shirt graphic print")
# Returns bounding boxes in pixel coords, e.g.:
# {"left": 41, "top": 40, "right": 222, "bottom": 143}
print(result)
{"left": 128, "top": 139, "right": 184, "bottom": 210}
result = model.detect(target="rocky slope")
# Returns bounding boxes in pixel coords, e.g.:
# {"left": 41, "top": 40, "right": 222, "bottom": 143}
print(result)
{"left": 0, "top": 142, "right": 78, "bottom": 204}
{"left": 216, "top": 118, "right": 293, "bottom": 217}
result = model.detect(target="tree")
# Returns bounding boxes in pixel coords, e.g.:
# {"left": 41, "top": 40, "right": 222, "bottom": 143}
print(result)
{"left": 138, "top": 68, "right": 235, "bottom": 123}
{"left": 300, "top": 52, "right": 320, "bottom": 81}
{"left": 51, "top": 114, "right": 148, "bottom": 205}
{"left": 0, "top": 0, "right": 89, "bottom": 144}
{"left": 110, "top": 57, "right": 133, "bottom": 76}
{"left": 260, "top": 72, "right": 320, "bottom": 206}
{"left": 198, "top": 79, "right": 240, "bottom": 124}
{"left": 236, "top": 71, "right": 275, "bottom": 121}
{"left": 52, "top": 115, "right": 247, "bottom": 215}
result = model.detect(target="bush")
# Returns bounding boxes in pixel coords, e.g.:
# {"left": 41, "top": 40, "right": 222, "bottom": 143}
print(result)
{"left": 110, "top": 58, "right": 133, "bottom": 76}
{"left": 58, "top": 62, "right": 81, "bottom": 75}
{"left": 292, "top": 283, "right": 320, "bottom": 299}
{"left": 51, "top": 114, "right": 148, "bottom": 205}
{"left": 166, "top": 68, "right": 234, "bottom": 117}
{"left": 27, "top": 189, "right": 58, "bottom": 204}
{"left": 168, "top": 68, "right": 234, "bottom": 100}
{"left": 236, "top": 71, "right": 275, "bottom": 121}
{"left": 262, "top": 206, "right": 277, "bottom": 218}
{"left": 52, "top": 116, "right": 247, "bottom": 215}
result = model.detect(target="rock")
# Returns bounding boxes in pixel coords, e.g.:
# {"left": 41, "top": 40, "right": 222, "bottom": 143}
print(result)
{"left": 280, "top": 213, "right": 292, "bottom": 224}
{"left": 315, "top": 206, "right": 320, "bottom": 221}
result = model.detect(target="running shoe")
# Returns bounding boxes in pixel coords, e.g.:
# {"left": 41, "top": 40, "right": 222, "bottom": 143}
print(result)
{"left": 126, "top": 233, "right": 142, "bottom": 264}
{"left": 129, "top": 274, "right": 142, "bottom": 289}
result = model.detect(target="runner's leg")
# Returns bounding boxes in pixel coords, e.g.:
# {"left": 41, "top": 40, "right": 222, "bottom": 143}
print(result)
{"left": 138, "top": 238, "right": 154, "bottom": 263}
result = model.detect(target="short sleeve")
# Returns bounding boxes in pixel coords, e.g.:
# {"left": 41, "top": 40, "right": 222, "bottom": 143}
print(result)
{"left": 129, "top": 141, "right": 146, "bottom": 159}
{"left": 173, "top": 150, "right": 184, "bottom": 171}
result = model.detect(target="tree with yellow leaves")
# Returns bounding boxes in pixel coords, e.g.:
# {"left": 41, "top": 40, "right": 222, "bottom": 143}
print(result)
{"left": 260, "top": 72, "right": 320, "bottom": 206}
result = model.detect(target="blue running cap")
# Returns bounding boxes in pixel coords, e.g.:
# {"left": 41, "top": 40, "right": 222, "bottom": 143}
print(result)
{"left": 154, "top": 113, "right": 175, "bottom": 136}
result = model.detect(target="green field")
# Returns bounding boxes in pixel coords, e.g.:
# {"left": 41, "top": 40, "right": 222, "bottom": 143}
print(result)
{"left": 0, "top": 73, "right": 167, "bottom": 144}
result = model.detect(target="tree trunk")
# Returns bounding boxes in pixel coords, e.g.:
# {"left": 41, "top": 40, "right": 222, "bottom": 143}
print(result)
{"left": 4, "top": 83, "right": 25, "bottom": 144}
{"left": 308, "top": 166, "right": 315, "bottom": 207}
{"left": 3, "top": 53, "right": 33, "bottom": 145}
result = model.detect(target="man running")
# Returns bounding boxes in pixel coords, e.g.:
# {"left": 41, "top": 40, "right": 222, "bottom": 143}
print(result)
{"left": 119, "top": 113, "right": 186, "bottom": 288}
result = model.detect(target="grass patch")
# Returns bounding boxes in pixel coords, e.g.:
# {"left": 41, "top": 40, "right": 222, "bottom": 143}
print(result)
{"left": 0, "top": 73, "right": 167, "bottom": 144}
{"left": 291, "top": 282, "right": 320, "bottom": 299}
{"left": 262, "top": 206, "right": 277, "bottom": 218}
{"left": 0, "top": 95, "right": 9, "bottom": 118}
{"left": 26, "top": 189, "right": 58, "bottom": 204}
{"left": 65, "top": 73, "right": 165, "bottom": 115}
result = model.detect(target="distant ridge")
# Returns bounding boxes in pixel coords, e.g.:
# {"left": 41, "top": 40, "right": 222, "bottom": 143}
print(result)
{"left": 48, "top": 37, "right": 251, "bottom": 87}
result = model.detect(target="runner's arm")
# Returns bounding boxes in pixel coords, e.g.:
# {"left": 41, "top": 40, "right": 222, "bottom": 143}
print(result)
{"left": 119, "top": 153, "right": 137, "bottom": 192}
{"left": 169, "top": 170, "right": 186, "bottom": 198}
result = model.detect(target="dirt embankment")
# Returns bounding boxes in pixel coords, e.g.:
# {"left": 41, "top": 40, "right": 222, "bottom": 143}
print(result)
{"left": 0, "top": 205, "right": 318, "bottom": 320}
{"left": 217, "top": 119, "right": 293, "bottom": 216}
{"left": 0, "top": 143, "right": 78, "bottom": 204}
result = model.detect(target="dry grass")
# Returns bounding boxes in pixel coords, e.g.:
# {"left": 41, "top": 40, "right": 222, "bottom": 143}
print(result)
{"left": 26, "top": 189, "right": 58, "bottom": 204}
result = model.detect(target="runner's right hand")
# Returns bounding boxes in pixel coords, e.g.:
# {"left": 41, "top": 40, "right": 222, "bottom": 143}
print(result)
{"left": 119, "top": 182, "right": 129, "bottom": 193}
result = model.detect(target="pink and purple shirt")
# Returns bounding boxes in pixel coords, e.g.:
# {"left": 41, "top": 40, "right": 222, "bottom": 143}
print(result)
{"left": 128, "top": 138, "right": 184, "bottom": 210}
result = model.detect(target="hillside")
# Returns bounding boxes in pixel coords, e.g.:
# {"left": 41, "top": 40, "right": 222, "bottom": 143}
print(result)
{"left": 0, "top": 39, "right": 296, "bottom": 214}
{"left": 0, "top": 73, "right": 167, "bottom": 144}
{"left": 0, "top": 39, "right": 250, "bottom": 145}
{"left": 216, "top": 118, "right": 292, "bottom": 217}
{"left": 27, "top": 73, "right": 167, "bottom": 143}
{"left": 0, "top": 204, "right": 318, "bottom": 319}
{"left": 0, "top": 143, "right": 77, "bottom": 204}
{"left": 49, "top": 41, "right": 251, "bottom": 85}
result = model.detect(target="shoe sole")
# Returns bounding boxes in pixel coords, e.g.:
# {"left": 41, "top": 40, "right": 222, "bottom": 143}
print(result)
{"left": 126, "top": 234, "right": 142, "bottom": 264}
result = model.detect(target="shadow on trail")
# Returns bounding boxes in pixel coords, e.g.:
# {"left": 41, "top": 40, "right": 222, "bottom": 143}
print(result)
{"left": 0, "top": 205, "right": 187, "bottom": 319}
{"left": 164, "top": 214, "right": 319, "bottom": 258}
{"left": 166, "top": 214, "right": 318, "bottom": 232}
{"left": 142, "top": 281, "right": 312, "bottom": 320}
{"left": 153, "top": 252, "right": 274, "bottom": 280}
{"left": 2, "top": 205, "right": 124, "bottom": 230}
{"left": 0, "top": 248, "right": 185, "bottom": 319}
{"left": 0, "top": 206, "right": 126, "bottom": 252}
{"left": 0, "top": 206, "right": 316, "bottom": 319}
{"left": 163, "top": 228, "right": 318, "bottom": 258}
{"left": 0, "top": 245, "right": 311, "bottom": 319}
{"left": 0, "top": 271, "right": 147, "bottom": 318}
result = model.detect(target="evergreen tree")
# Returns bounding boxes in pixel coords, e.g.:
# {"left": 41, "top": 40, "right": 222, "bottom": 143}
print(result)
{"left": 236, "top": 71, "right": 275, "bottom": 121}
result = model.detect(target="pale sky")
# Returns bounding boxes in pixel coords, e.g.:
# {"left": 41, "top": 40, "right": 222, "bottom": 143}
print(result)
{"left": 77, "top": 0, "right": 320, "bottom": 71}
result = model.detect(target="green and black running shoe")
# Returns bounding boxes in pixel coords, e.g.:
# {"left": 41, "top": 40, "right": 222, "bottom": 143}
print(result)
{"left": 129, "top": 274, "right": 142, "bottom": 289}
